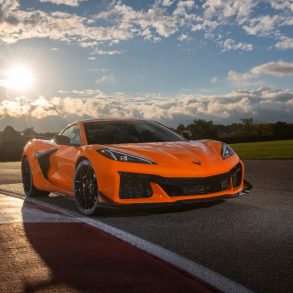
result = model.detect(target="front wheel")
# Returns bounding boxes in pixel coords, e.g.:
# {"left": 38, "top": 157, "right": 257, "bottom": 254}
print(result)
{"left": 74, "top": 160, "right": 99, "bottom": 216}
{"left": 21, "top": 157, "right": 49, "bottom": 197}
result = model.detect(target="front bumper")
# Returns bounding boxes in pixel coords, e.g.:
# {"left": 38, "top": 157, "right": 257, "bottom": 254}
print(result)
{"left": 119, "top": 162, "right": 243, "bottom": 199}
{"left": 97, "top": 162, "right": 252, "bottom": 205}
{"left": 98, "top": 179, "right": 252, "bottom": 207}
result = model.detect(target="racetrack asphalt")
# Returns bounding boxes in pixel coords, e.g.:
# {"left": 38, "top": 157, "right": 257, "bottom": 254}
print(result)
{"left": 0, "top": 195, "right": 213, "bottom": 293}
{"left": 0, "top": 160, "right": 292, "bottom": 293}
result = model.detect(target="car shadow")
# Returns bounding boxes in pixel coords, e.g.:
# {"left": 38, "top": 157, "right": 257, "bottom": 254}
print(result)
{"left": 34, "top": 193, "right": 224, "bottom": 218}
{"left": 21, "top": 200, "right": 213, "bottom": 293}
{"left": 95, "top": 200, "right": 224, "bottom": 218}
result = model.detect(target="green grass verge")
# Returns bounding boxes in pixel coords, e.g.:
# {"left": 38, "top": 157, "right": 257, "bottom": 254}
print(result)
{"left": 231, "top": 140, "right": 293, "bottom": 159}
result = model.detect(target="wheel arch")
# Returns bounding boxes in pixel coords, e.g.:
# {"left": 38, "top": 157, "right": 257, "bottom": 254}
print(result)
{"left": 73, "top": 156, "right": 99, "bottom": 215}
{"left": 74, "top": 153, "right": 102, "bottom": 192}
{"left": 21, "top": 152, "right": 36, "bottom": 178}
{"left": 75, "top": 156, "right": 90, "bottom": 169}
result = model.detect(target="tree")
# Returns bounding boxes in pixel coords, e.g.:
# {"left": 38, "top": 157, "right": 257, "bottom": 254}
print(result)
{"left": 240, "top": 118, "right": 257, "bottom": 137}
{"left": 186, "top": 119, "right": 218, "bottom": 140}
{"left": 177, "top": 123, "right": 186, "bottom": 132}
{"left": 0, "top": 126, "right": 24, "bottom": 161}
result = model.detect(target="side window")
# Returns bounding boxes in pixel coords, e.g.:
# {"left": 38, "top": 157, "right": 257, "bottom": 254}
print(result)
{"left": 61, "top": 125, "right": 81, "bottom": 145}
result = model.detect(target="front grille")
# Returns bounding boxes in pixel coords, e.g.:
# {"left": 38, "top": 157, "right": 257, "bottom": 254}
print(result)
{"left": 158, "top": 174, "right": 230, "bottom": 196}
{"left": 119, "top": 173, "right": 153, "bottom": 199}
{"left": 119, "top": 163, "right": 243, "bottom": 198}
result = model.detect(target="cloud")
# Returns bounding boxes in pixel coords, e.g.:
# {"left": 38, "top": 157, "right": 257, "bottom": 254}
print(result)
{"left": 39, "top": 0, "right": 82, "bottom": 7}
{"left": 220, "top": 39, "right": 253, "bottom": 51}
{"left": 0, "top": 1, "right": 133, "bottom": 45}
{"left": 274, "top": 36, "right": 293, "bottom": 49}
{"left": 243, "top": 15, "right": 286, "bottom": 37}
{"left": 96, "top": 2, "right": 181, "bottom": 40}
{"left": 250, "top": 61, "right": 293, "bottom": 77}
{"left": 57, "top": 88, "right": 103, "bottom": 96}
{"left": 1, "top": 87, "right": 292, "bottom": 132}
{"left": 177, "top": 33, "right": 191, "bottom": 41}
{"left": 201, "top": 0, "right": 292, "bottom": 49}
{"left": 210, "top": 76, "right": 218, "bottom": 84}
{"left": 269, "top": 0, "right": 293, "bottom": 12}
{"left": 227, "top": 70, "right": 252, "bottom": 82}
{"left": 92, "top": 49, "right": 123, "bottom": 56}
{"left": 203, "top": 0, "right": 257, "bottom": 23}
{"left": 0, "top": 0, "right": 292, "bottom": 52}
{"left": 95, "top": 75, "right": 114, "bottom": 84}
{"left": 226, "top": 61, "right": 293, "bottom": 86}
{"left": 161, "top": 0, "right": 175, "bottom": 7}
{"left": 226, "top": 70, "right": 264, "bottom": 88}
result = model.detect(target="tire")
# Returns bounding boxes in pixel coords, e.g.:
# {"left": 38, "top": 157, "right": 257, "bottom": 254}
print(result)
{"left": 21, "top": 157, "right": 49, "bottom": 197}
{"left": 74, "top": 160, "right": 99, "bottom": 216}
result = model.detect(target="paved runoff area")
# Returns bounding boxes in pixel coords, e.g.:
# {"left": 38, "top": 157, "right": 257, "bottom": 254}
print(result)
{"left": 0, "top": 160, "right": 293, "bottom": 293}
{"left": 0, "top": 194, "right": 213, "bottom": 292}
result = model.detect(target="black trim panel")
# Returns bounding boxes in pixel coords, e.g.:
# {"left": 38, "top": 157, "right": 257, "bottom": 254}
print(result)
{"left": 118, "top": 163, "right": 242, "bottom": 185}
{"left": 36, "top": 148, "right": 58, "bottom": 179}
{"left": 98, "top": 188, "right": 251, "bottom": 208}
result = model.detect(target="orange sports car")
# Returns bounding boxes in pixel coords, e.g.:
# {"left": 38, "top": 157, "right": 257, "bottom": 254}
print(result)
{"left": 21, "top": 119, "right": 252, "bottom": 215}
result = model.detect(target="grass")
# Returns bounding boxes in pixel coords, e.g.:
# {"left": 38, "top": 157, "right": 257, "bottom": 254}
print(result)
{"left": 231, "top": 140, "right": 293, "bottom": 159}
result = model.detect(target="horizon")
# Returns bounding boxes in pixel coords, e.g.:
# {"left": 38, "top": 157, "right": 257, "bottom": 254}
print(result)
{"left": 0, "top": 0, "right": 292, "bottom": 132}
{"left": 1, "top": 117, "right": 292, "bottom": 134}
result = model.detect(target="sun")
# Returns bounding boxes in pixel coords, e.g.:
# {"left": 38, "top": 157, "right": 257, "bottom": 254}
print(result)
{"left": 5, "top": 65, "right": 34, "bottom": 91}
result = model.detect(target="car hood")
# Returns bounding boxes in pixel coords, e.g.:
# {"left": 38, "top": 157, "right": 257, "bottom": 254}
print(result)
{"left": 102, "top": 140, "right": 238, "bottom": 176}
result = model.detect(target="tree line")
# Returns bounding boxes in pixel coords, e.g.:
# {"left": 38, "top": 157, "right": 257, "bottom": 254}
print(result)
{"left": 0, "top": 120, "right": 292, "bottom": 161}
{"left": 0, "top": 127, "right": 55, "bottom": 162}
{"left": 177, "top": 119, "right": 293, "bottom": 143}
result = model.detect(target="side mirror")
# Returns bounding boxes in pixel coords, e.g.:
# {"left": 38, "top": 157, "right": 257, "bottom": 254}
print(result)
{"left": 54, "top": 135, "right": 70, "bottom": 145}
{"left": 181, "top": 130, "right": 192, "bottom": 140}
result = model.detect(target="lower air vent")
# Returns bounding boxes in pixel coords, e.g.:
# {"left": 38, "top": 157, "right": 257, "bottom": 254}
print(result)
{"left": 119, "top": 173, "right": 153, "bottom": 199}
{"left": 231, "top": 163, "right": 243, "bottom": 187}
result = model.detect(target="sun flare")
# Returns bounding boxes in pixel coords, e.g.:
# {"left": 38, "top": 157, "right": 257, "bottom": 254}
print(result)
{"left": 5, "top": 65, "right": 34, "bottom": 91}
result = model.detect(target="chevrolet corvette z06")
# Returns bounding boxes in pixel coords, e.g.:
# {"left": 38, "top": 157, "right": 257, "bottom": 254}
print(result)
{"left": 22, "top": 119, "right": 251, "bottom": 215}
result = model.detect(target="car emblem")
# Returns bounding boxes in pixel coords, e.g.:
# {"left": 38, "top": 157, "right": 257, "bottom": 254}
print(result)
{"left": 193, "top": 160, "right": 201, "bottom": 165}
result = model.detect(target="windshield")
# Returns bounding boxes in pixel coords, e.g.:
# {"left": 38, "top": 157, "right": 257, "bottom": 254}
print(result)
{"left": 84, "top": 120, "right": 185, "bottom": 145}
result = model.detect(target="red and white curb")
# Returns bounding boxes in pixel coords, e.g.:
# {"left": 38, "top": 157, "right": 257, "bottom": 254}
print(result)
{"left": 0, "top": 191, "right": 254, "bottom": 293}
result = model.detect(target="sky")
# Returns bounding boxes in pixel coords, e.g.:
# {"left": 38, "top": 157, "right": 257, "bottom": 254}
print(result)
{"left": 0, "top": 0, "right": 292, "bottom": 132}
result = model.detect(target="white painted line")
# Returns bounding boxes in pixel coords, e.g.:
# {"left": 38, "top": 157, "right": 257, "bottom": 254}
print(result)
{"left": 0, "top": 192, "right": 254, "bottom": 293}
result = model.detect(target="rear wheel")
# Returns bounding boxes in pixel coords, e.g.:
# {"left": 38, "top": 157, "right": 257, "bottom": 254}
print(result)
{"left": 21, "top": 157, "right": 49, "bottom": 197}
{"left": 74, "top": 160, "right": 99, "bottom": 216}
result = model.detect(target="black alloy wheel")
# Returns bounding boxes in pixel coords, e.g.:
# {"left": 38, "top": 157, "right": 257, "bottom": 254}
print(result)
{"left": 74, "top": 160, "right": 99, "bottom": 215}
{"left": 21, "top": 157, "right": 49, "bottom": 197}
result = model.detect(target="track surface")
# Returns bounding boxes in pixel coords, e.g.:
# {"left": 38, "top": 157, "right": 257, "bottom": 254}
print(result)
{"left": 0, "top": 195, "right": 212, "bottom": 292}
{"left": 0, "top": 160, "right": 293, "bottom": 292}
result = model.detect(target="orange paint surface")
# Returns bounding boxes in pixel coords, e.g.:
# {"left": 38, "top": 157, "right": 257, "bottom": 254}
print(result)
{"left": 22, "top": 120, "right": 245, "bottom": 205}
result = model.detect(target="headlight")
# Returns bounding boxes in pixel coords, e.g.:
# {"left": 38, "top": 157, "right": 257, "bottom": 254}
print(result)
{"left": 97, "top": 148, "right": 156, "bottom": 164}
{"left": 221, "top": 143, "right": 235, "bottom": 159}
